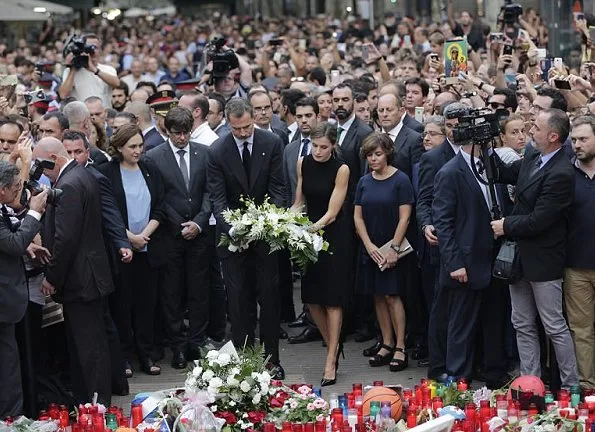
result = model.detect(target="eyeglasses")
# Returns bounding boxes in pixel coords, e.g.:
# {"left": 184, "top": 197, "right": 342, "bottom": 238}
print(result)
{"left": 422, "top": 131, "right": 445, "bottom": 138}
{"left": 488, "top": 102, "right": 506, "bottom": 109}
{"left": 253, "top": 105, "right": 272, "bottom": 113}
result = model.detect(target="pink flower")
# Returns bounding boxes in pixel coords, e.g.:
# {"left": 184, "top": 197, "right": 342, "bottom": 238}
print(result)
{"left": 299, "top": 394, "right": 309, "bottom": 400}
{"left": 297, "top": 385, "right": 311, "bottom": 395}
{"left": 313, "top": 398, "right": 326, "bottom": 409}
{"left": 290, "top": 400, "right": 299, "bottom": 409}
{"left": 316, "top": 415, "right": 325, "bottom": 422}
{"left": 307, "top": 403, "right": 316, "bottom": 411}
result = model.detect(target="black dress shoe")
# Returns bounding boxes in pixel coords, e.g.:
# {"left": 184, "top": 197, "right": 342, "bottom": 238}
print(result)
{"left": 288, "top": 327, "right": 322, "bottom": 344}
{"left": 321, "top": 375, "right": 337, "bottom": 387}
{"left": 171, "top": 351, "right": 187, "bottom": 369}
{"left": 267, "top": 362, "right": 285, "bottom": 380}
{"left": 288, "top": 312, "right": 307, "bottom": 328}
{"left": 417, "top": 359, "right": 430, "bottom": 367}
{"left": 279, "top": 327, "right": 288, "bottom": 339}
{"left": 363, "top": 340, "right": 382, "bottom": 357}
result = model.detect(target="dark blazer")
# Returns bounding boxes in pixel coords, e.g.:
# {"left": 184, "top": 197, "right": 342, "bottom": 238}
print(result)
{"left": 493, "top": 147, "right": 575, "bottom": 281}
{"left": 337, "top": 116, "right": 373, "bottom": 202}
{"left": 282, "top": 132, "right": 303, "bottom": 207}
{"left": 271, "top": 114, "right": 288, "bottom": 134}
{"left": 0, "top": 210, "right": 41, "bottom": 323}
{"left": 432, "top": 153, "right": 502, "bottom": 290}
{"left": 271, "top": 126, "right": 289, "bottom": 147}
{"left": 97, "top": 158, "right": 168, "bottom": 268}
{"left": 43, "top": 161, "right": 114, "bottom": 303}
{"left": 146, "top": 141, "right": 212, "bottom": 235}
{"left": 403, "top": 113, "right": 424, "bottom": 134}
{"left": 390, "top": 125, "right": 424, "bottom": 181}
{"left": 90, "top": 147, "right": 109, "bottom": 166}
{"left": 144, "top": 126, "right": 166, "bottom": 151}
{"left": 208, "top": 128, "right": 285, "bottom": 257}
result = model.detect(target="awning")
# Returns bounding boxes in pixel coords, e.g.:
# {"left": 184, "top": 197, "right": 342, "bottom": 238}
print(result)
{"left": 10, "top": 0, "right": 73, "bottom": 14}
{"left": 0, "top": 2, "right": 48, "bottom": 20}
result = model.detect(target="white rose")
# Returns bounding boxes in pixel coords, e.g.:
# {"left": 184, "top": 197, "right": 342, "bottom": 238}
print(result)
{"left": 210, "top": 406, "right": 218, "bottom": 412}
{"left": 192, "top": 366, "right": 203, "bottom": 377}
{"left": 313, "top": 235, "right": 323, "bottom": 252}
{"left": 229, "top": 401, "right": 237, "bottom": 407}
{"left": 260, "top": 383, "right": 269, "bottom": 396}
{"left": 202, "top": 370, "right": 215, "bottom": 381}
{"left": 217, "top": 353, "right": 231, "bottom": 366}
{"left": 240, "top": 380, "right": 251, "bottom": 392}
{"left": 185, "top": 376, "right": 197, "bottom": 387}
{"left": 209, "top": 377, "right": 223, "bottom": 389}
{"left": 206, "top": 350, "right": 219, "bottom": 360}
{"left": 227, "top": 376, "right": 240, "bottom": 387}
{"left": 252, "top": 393, "right": 261, "bottom": 404}
{"left": 228, "top": 244, "right": 239, "bottom": 252}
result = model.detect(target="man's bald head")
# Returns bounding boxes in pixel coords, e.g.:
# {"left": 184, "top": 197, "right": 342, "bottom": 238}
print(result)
{"left": 32, "top": 137, "right": 71, "bottom": 183}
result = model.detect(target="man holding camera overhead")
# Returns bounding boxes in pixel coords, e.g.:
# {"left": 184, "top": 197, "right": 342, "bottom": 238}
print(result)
{"left": 58, "top": 34, "right": 120, "bottom": 108}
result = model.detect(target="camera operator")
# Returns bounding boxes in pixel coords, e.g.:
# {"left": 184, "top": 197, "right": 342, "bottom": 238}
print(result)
{"left": 58, "top": 34, "right": 120, "bottom": 108}
{"left": 201, "top": 40, "right": 252, "bottom": 100}
{"left": 0, "top": 160, "right": 47, "bottom": 418}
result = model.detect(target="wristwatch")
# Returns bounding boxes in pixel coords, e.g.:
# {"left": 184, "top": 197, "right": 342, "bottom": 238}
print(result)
{"left": 94, "top": 69, "right": 100, "bottom": 76}
{"left": 390, "top": 244, "right": 401, "bottom": 253}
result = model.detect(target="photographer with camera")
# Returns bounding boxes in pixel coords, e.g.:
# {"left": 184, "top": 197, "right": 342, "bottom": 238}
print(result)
{"left": 202, "top": 38, "right": 252, "bottom": 100}
{"left": 58, "top": 34, "right": 120, "bottom": 109}
{"left": 0, "top": 160, "right": 47, "bottom": 418}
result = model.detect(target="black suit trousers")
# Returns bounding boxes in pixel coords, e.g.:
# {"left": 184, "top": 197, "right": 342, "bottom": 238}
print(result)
{"left": 206, "top": 225, "right": 227, "bottom": 342}
{"left": 161, "top": 234, "right": 210, "bottom": 350}
{"left": 221, "top": 243, "right": 280, "bottom": 363}
{"left": 115, "top": 252, "right": 160, "bottom": 361}
{"left": 63, "top": 298, "right": 111, "bottom": 406}
{"left": 0, "top": 322, "right": 23, "bottom": 419}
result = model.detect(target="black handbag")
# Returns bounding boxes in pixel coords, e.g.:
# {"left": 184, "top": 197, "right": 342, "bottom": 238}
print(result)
{"left": 492, "top": 239, "right": 523, "bottom": 283}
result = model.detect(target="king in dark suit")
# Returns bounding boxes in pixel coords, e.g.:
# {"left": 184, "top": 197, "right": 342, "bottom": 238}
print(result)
{"left": 208, "top": 97, "right": 286, "bottom": 379}
{"left": 34, "top": 138, "right": 113, "bottom": 405}
{"left": 490, "top": 109, "right": 579, "bottom": 388}
{"left": 146, "top": 107, "right": 212, "bottom": 369}
{"left": 0, "top": 161, "right": 46, "bottom": 418}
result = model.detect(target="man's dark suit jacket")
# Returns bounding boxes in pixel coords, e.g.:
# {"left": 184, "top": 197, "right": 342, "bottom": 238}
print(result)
{"left": 283, "top": 132, "right": 304, "bottom": 207}
{"left": 432, "top": 152, "right": 506, "bottom": 290}
{"left": 0, "top": 210, "right": 41, "bottom": 323}
{"left": 493, "top": 147, "right": 575, "bottom": 282}
{"left": 337, "top": 116, "right": 372, "bottom": 202}
{"left": 43, "top": 161, "right": 113, "bottom": 303}
{"left": 97, "top": 158, "right": 168, "bottom": 268}
{"left": 390, "top": 124, "right": 424, "bottom": 181}
{"left": 90, "top": 147, "right": 109, "bottom": 166}
{"left": 403, "top": 113, "right": 424, "bottom": 134}
{"left": 208, "top": 128, "right": 285, "bottom": 258}
{"left": 144, "top": 127, "right": 166, "bottom": 151}
{"left": 271, "top": 126, "right": 289, "bottom": 147}
{"left": 146, "top": 141, "right": 212, "bottom": 236}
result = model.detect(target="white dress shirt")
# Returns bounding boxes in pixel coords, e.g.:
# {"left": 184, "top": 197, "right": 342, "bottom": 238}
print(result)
{"left": 254, "top": 124, "right": 274, "bottom": 133}
{"left": 191, "top": 122, "right": 219, "bottom": 146}
{"left": 538, "top": 147, "right": 562, "bottom": 170}
{"left": 233, "top": 134, "right": 254, "bottom": 160}
{"left": 448, "top": 139, "right": 461, "bottom": 155}
{"left": 287, "top": 122, "right": 298, "bottom": 143}
{"left": 337, "top": 114, "right": 356, "bottom": 147}
{"left": 384, "top": 117, "right": 405, "bottom": 143}
{"left": 460, "top": 150, "right": 495, "bottom": 211}
{"left": 169, "top": 140, "right": 190, "bottom": 179}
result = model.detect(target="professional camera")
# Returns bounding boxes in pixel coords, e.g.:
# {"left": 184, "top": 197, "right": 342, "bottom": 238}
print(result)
{"left": 205, "top": 37, "right": 239, "bottom": 82}
{"left": 446, "top": 107, "right": 502, "bottom": 145}
{"left": 502, "top": 2, "right": 523, "bottom": 25}
{"left": 63, "top": 35, "right": 97, "bottom": 70}
{"left": 23, "top": 89, "right": 46, "bottom": 105}
{"left": 20, "top": 158, "right": 63, "bottom": 207}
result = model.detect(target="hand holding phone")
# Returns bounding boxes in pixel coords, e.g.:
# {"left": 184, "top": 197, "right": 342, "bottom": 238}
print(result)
{"left": 553, "top": 79, "right": 572, "bottom": 90}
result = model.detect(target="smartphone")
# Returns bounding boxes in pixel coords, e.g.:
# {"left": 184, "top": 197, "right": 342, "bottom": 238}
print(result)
{"left": 540, "top": 58, "right": 553, "bottom": 81}
{"left": 298, "top": 39, "right": 306, "bottom": 50}
{"left": 403, "top": 35, "right": 411, "bottom": 46}
{"left": 553, "top": 79, "right": 572, "bottom": 90}
{"left": 337, "top": 43, "right": 347, "bottom": 52}
{"left": 590, "top": 27, "right": 595, "bottom": 43}
{"left": 331, "top": 70, "right": 340, "bottom": 86}
{"left": 535, "top": 48, "right": 547, "bottom": 59}
{"left": 415, "top": 107, "right": 424, "bottom": 123}
{"left": 361, "top": 45, "right": 369, "bottom": 62}
{"left": 269, "top": 38, "right": 283, "bottom": 46}
{"left": 554, "top": 57, "right": 563, "bottom": 69}
{"left": 503, "top": 44, "right": 513, "bottom": 56}
{"left": 489, "top": 33, "right": 505, "bottom": 43}
{"left": 430, "top": 53, "right": 439, "bottom": 61}
{"left": 576, "top": 12, "right": 585, "bottom": 21}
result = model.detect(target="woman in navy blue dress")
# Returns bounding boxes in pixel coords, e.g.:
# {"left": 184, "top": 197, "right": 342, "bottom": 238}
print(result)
{"left": 354, "top": 132, "right": 415, "bottom": 372}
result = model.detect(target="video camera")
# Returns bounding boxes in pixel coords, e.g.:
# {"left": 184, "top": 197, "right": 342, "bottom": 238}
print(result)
{"left": 206, "top": 37, "right": 239, "bottom": 84}
{"left": 501, "top": 1, "right": 523, "bottom": 25}
{"left": 63, "top": 35, "right": 97, "bottom": 70}
{"left": 20, "top": 158, "right": 62, "bottom": 207}
{"left": 446, "top": 107, "right": 503, "bottom": 145}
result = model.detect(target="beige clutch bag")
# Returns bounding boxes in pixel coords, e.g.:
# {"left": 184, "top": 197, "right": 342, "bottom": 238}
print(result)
{"left": 378, "top": 237, "right": 414, "bottom": 271}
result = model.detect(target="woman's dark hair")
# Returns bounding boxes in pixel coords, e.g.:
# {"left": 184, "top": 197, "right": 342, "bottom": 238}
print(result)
{"left": 91, "top": 120, "right": 108, "bottom": 151}
{"left": 360, "top": 132, "right": 395, "bottom": 165}
{"left": 108, "top": 123, "right": 144, "bottom": 158}
{"left": 309, "top": 122, "right": 338, "bottom": 146}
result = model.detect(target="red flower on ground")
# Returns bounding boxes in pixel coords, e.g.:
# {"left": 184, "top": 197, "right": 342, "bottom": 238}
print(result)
{"left": 215, "top": 410, "right": 238, "bottom": 424}
{"left": 247, "top": 411, "right": 267, "bottom": 424}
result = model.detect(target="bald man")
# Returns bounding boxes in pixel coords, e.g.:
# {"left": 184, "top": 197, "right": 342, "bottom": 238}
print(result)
{"left": 34, "top": 138, "right": 113, "bottom": 405}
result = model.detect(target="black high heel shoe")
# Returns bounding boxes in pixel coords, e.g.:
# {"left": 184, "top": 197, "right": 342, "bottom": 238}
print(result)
{"left": 389, "top": 347, "right": 408, "bottom": 372}
{"left": 335, "top": 341, "right": 344, "bottom": 372}
{"left": 369, "top": 344, "right": 395, "bottom": 367}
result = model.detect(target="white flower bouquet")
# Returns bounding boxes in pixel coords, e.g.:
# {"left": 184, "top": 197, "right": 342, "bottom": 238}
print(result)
{"left": 219, "top": 197, "right": 329, "bottom": 272}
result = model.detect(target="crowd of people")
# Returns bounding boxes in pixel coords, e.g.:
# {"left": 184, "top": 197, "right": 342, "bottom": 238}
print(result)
{"left": 0, "top": 0, "right": 594, "bottom": 421}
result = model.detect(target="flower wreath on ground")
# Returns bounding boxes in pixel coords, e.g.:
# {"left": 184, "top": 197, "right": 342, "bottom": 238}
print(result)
{"left": 184, "top": 342, "right": 328, "bottom": 432}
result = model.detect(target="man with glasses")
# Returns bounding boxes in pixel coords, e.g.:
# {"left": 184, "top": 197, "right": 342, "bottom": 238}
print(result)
{"left": 487, "top": 88, "right": 517, "bottom": 114}
{"left": 421, "top": 116, "right": 446, "bottom": 152}
{"left": 250, "top": 90, "right": 289, "bottom": 146}
{"left": 146, "top": 107, "right": 213, "bottom": 369}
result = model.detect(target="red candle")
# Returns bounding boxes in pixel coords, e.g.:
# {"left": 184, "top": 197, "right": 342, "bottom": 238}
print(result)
{"left": 457, "top": 379, "right": 468, "bottom": 391}
{"left": 264, "top": 422, "right": 277, "bottom": 432}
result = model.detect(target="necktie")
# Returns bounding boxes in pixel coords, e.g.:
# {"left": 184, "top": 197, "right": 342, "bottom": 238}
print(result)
{"left": 530, "top": 157, "right": 543, "bottom": 177}
{"left": 242, "top": 142, "right": 251, "bottom": 180}
{"left": 177, "top": 149, "right": 189, "bottom": 189}
{"left": 337, "top": 127, "right": 344, "bottom": 144}
{"left": 1, "top": 206, "right": 15, "bottom": 232}
{"left": 300, "top": 138, "right": 310, "bottom": 157}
